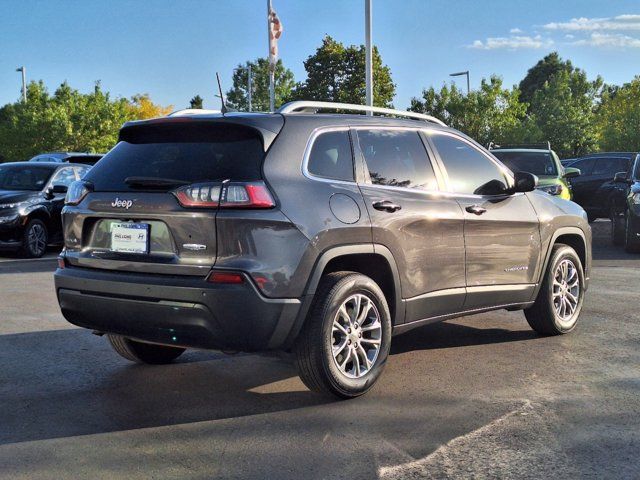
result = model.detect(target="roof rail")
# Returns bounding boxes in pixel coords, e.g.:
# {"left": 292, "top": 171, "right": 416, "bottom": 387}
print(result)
{"left": 277, "top": 101, "right": 446, "bottom": 127}
{"left": 168, "top": 108, "right": 222, "bottom": 117}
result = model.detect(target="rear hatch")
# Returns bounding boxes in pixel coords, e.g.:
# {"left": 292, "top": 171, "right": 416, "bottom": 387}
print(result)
{"left": 63, "top": 119, "right": 280, "bottom": 276}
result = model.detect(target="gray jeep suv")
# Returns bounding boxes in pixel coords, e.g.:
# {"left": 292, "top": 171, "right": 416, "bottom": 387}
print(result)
{"left": 54, "top": 102, "right": 591, "bottom": 398}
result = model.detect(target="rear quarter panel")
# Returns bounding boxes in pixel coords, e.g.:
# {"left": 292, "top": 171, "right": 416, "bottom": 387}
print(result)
{"left": 261, "top": 117, "right": 373, "bottom": 298}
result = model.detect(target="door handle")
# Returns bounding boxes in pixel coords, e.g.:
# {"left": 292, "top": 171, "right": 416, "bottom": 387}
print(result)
{"left": 372, "top": 200, "right": 402, "bottom": 213}
{"left": 465, "top": 205, "right": 487, "bottom": 215}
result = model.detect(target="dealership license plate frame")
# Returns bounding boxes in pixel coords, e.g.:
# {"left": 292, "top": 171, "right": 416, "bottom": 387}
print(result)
{"left": 109, "top": 222, "right": 150, "bottom": 254}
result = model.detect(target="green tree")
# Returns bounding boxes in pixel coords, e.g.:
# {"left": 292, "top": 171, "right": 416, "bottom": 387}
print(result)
{"left": 596, "top": 77, "right": 640, "bottom": 151}
{"left": 0, "top": 81, "right": 172, "bottom": 162}
{"left": 226, "top": 58, "right": 295, "bottom": 111}
{"left": 189, "top": 95, "right": 204, "bottom": 109}
{"left": 292, "top": 35, "right": 396, "bottom": 107}
{"left": 409, "top": 76, "right": 535, "bottom": 146}
{"left": 519, "top": 52, "right": 574, "bottom": 107}
{"left": 529, "top": 69, "right": 602, "bottom": 158}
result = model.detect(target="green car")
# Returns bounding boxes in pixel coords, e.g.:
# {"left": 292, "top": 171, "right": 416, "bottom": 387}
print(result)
{"left": 490, "top": 145, "right": 580, "bottom": 201}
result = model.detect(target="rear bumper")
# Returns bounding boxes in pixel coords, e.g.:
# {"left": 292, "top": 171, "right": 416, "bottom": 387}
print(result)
{"left": 54, "top": 266, "right": 301, "bottom": 351}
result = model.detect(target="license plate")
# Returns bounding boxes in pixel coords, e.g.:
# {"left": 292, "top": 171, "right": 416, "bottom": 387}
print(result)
{"left": 110, "top": 222, "right": 149, "bottom": 254}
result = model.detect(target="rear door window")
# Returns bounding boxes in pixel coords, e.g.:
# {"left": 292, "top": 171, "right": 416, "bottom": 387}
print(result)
{"left": 356, "top": 129, "right": 438, "bottom": 190}
{"left": 307, "top": 130, "right": 354, "bottom": 181}
{"left": 85, "top": 123, "right": 264, "bottom": 191}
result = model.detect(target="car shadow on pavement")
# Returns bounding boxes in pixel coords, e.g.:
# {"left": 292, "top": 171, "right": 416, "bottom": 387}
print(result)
{"left": 0, "top": 328, "right": 330, "bottom": 445}
{"left": 0, "top": 259, "right": 58, "bottom": 275}
{"left": 1, "top": 319, "right": 540, "bottom": 446}
{"left": 390, "top": 320, "right": 538, "bottom": 355}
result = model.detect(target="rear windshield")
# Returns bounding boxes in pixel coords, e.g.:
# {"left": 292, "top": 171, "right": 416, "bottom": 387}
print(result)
{"left": 85, "top": 123, "right": 264, "bottom": 191}
{"left": 492, "top": 150, "right": 557, "bottom": 176}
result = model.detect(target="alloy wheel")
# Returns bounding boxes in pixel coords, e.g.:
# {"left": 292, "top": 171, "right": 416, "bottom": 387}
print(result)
{"left": 28, "top": 223, "right": 47, "bottom": 256}
{"left": 331, "top": 293, "right": 382, "bottom": 379}
{"left": 552, "top": 258, "right": 580, "bottom": 325}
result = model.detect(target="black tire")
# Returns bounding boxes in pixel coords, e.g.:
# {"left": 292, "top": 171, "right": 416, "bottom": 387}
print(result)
{"left": 525, "top": 244, "right": 585, "bottom": 336}
{"left": 610, "top": 207, "right": 625, "bottom": 246}
{"left": 21, "top": 219, "right": 48, "bottom": 258}
{"left": 624, "top": 214, "right": 640, "bottom": 253}
{"left": 107, "top": 334, "right": 185, "bottom": 364}
{"left": 294, "top": 271, "right": 392, "bottom": 399}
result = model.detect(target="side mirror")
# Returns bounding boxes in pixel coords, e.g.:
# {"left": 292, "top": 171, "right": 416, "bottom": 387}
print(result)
{"left": 564, "top": 167, "right": 581, "bottom": 179}
{"left": 474, "top": 179, "right": 509, "bottom": 196}
{"left": 613, "top": 171, "right": 630, "bottom": 183}
{"left": 52, "top": 184, "right": 68, "bottom": 194}
{"left": 513, "top": 171, "right": 538, "bottom": 193}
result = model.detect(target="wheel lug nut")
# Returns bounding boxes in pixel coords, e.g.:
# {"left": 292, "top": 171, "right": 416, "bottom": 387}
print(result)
{"left": 358, "top": 332, "right": 362, "bottom": 338}
{"left": 354, "top": 323, "right": 359, "bottom": 329}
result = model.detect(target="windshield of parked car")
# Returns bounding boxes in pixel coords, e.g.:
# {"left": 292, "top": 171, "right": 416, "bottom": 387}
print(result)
{"left": 491, "top": 150, "right": 558, "bottom": 176}
{"left": 634, "top": 156, "right": 640, "bottom": 179}
{"left": 0, "top": 165, "right": 55, "bottom": 191}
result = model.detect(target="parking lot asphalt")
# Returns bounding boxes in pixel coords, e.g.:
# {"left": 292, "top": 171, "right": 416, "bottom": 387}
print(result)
{"left": 0, "top": 221, "right": 638, "bottom": 479}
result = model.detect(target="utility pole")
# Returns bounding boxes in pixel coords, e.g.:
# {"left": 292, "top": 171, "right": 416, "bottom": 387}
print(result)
{"left": 365, "top": 0, "right": 373, "bottom": 114}
{"left": 247, "top": 64, "right": 253, "bottom": 112}
{"left": 449, "top": 70, "right": 470, "bottom": 95}
{"left": 16, "top": 66, "right": 26, "bottom": 102}
{"left": 267, "top": 0, "right": 275, "bottom": 112}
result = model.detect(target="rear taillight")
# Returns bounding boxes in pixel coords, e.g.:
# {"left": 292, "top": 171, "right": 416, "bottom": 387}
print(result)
{"left": 65, "top": 180, "right": 92, "bottom": 206}
{"left": 173, "top": 182, "right": 275, "bottom": 209}
{"left": 174, "top": 183, "right": 221, "bottom": 208}
{"left": 222, "top": 183, "right": 275, "bottom": 208}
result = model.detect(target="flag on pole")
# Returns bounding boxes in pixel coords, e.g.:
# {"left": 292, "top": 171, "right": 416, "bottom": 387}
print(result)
{"left": 268, "top": 4, "right": 283, "bottom": 71}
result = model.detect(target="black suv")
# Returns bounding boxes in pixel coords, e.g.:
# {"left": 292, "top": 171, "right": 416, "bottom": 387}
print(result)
{"left": 611, "top": 153, "right": 640, "bottom": 252}
{"left": 0, "top": 162, "right": 91, "bottom": 257}
{"left": 565, "top": 152, "right": 637, "bottom": 222}
{"left": 54, "top": 102, "right": 592, "bottom": 398}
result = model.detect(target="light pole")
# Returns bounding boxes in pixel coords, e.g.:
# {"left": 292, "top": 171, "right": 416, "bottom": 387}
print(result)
{"left": 233, "top": 65, "right": 253, "bottom": 112}
{"left": 16, "top": 66, "right": 26, "bottom": 102}
{"left": 449, "top": 70, "right": 470, "bottom": 95}
{"left": 365, "top": 0, "right": 373, "bottom": 114}
{"left": 267, "top": 0, "right": 275, "bottom": 112}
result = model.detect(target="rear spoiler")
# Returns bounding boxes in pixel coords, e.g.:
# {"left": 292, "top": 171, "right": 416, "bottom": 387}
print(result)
{"left": 119, "top": 116, "right": 285, "bottom": 153}
{"left": 488, "top": 141, "right": 551, "bottom": 151}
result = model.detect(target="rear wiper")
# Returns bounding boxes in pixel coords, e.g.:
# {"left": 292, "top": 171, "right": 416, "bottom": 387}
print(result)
{"left": 124, "top": 177, "right": 191, "bottom": 189}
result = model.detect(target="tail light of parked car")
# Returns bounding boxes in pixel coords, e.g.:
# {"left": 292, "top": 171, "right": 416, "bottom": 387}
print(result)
{"left": 173, "top": 181, "right": 275, "bottom": 209}
{"left": 65, "top": 180, "right": 93, "bottom": 206}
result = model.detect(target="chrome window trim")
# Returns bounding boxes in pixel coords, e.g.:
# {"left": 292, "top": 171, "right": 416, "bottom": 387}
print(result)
{"left": 301, "top": 126, "right": 357, "bottom": 185}
{"left": 301, "top": 125, "right": 521, "bottom": 201}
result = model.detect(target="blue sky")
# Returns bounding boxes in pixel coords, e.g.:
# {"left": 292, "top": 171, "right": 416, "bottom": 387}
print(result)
{"left": 1, "top": 0, "right": 639, "bottom": 110}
